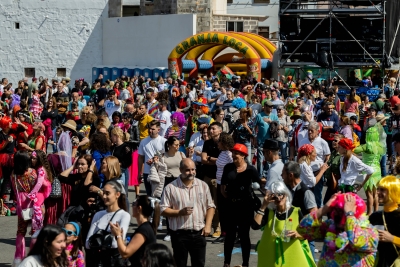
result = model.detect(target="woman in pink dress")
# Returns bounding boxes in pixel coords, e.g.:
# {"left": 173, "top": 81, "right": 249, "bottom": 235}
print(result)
{"left": 29, "top": 87, "right": 43, "bottom": 119}
{"left": 11, "top": 151, "right": 39, "bottom": 266}
{"left": 121, "top": 112, "right": 140, "bottom": 197}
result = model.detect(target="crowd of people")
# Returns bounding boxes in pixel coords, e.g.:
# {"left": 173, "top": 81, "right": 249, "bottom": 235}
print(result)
{"left": 0, "top": 72, "right": 399, "bottom": 267}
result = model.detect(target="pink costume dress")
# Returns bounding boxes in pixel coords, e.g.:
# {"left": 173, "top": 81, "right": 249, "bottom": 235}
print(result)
{"left": 66, "top": 244, "right": 85, "bottom": 267}
{"left": 29, "top": 167, "right": 52, "bottom": 230}
{"left": 29, "top": 94, "right": 42, "bottom": 119}
{"left": 11, "top": 168, "right": 37, "bottom": 262}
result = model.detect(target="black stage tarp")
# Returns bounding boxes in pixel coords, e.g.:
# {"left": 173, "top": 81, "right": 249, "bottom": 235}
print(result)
{"left": 386, "top": 0, "right": 400, "bottom": 58}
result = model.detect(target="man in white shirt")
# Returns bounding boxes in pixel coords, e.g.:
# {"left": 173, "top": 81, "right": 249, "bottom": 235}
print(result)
{"left": 155, "top": 99, "right": 171, "bottom": 137}
{"left": 298, "top": 121, "right": 330, "bottom": 208}
{"left": 104, "top": 90, "right": 121, "bottom": 120}
{"left": 138, "top": 120, "right": 167, "bottom": 196}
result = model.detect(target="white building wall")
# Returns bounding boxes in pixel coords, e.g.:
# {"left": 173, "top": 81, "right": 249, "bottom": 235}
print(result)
{"left": 0, "top": 0, "right": 108, "bottom": 84}
{"left": 102, "top": 14, "right": 196, "bottom": 68}
{"left": 227, "top": 0, "right": 279, "bottom": 33}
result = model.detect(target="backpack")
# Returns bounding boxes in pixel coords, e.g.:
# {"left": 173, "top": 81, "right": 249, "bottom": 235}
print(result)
{"left": 225, "top": 108, "right": 240, "bottom": 132}
{"left": 269, "top": 121, "right": 280, "bottom": 139}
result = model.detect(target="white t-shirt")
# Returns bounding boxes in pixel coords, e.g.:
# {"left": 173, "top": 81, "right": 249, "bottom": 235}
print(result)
{"left": 86, "top": 209, "right": 131, "bottom": 249}
{"left": 156, "top": 110, "right": 171, "bottom": 137}
{"left": 300, "top": 162, "right": 316, "bottom": 188}
{"left": 298, "top": 136, "right": 330, "bottom": 171}
{"left": 18, "top": 255, "right": 43, "bottom": 267}
{"left": 138, "top": 135, "right": 167, "bottom": 174}
{"left": 0, "top": 85, "right": 4, "bottom": 95}
{"left": 104, "top": 99, "right": 121, "bottom": 120}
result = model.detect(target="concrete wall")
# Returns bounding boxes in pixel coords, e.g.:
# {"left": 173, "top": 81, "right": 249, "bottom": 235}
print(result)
{"left": 212, "top": 15, "right": 260, "bottom": 33}
{"left": 227, "top": 0, "right": 279, "bottom": 34}
{"left": 102, "top": 14, "right": 196, "bottom": 68}
{"left": 0, "top": 0, "right": 107, "bottom": 85}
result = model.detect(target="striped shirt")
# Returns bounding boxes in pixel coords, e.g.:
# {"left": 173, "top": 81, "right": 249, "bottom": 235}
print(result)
{"left": 160, "top": 176, "right": 216, "bottom": 231}
{"left": 216, "top": 150, "right": 233, "bottom": 184}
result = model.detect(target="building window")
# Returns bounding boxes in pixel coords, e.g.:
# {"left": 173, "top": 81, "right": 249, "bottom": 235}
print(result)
{"left": 258, "top": 26, "right": 270, "bottom": 38}
{"left": 57, "top": 68, "right": 67, "bottom": 77}
{"left": 227, "top": 21, "right": 244, "bottom": 32}
{"left": 24, "top": 68, "right": 35, "bottom": 78}
{"left": 122, "top": 6, "right": 140, "bottom": 17}
{"left": 253, "top": 0, "right": 270, "bottom": 3}
{"left": 15, "top": 22, "right": 20, "bottom": 29}
{"left": 227, "top": 0, "right": 233, "bottom": 3}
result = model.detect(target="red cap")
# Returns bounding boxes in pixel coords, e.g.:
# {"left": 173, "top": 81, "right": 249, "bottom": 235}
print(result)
{"left": 231, "top": 143, "right": 248, "bottom": 157}
{"left": 182, "top": 81, "right": 187, "bottom": 86}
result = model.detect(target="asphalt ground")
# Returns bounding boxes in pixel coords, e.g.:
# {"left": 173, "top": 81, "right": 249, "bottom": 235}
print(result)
{"left": 0, "top": 183, "right": 371, "bottom": 267}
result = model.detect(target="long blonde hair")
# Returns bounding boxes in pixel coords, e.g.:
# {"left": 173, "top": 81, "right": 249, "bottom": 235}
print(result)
{"left": 103, "top": 156, "right": 121, "bottom": 180}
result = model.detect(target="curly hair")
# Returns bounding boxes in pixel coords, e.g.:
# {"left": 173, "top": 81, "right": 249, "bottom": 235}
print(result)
{"left": 232, "top": 97, "right": 247, "bottom": 109}
{"left": 156, "top": 90, "right": 169, "bottom": 102}
{"left": 171, "top": 112, "right": 185, "bottom": 127}
{"left": 34, "top": 150, "right": 53, "bottom": 183}
{"left": 89, "top": 132, "right": 111, "bottom": 153}
{"left": 330, "top": 193, "right": 366, "bottom": 225}
{"left": 219, "top": 132, "right": 235, "bottom": 150}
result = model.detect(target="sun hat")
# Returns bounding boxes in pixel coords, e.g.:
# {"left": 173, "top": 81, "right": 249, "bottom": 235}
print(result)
{"left": 61, "top": 120, "right": 77, "bottom": 132}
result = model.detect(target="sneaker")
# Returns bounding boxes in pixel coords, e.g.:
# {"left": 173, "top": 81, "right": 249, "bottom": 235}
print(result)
{"left": 163, "top": 235, "right": 171, "bottom": 242}
{"left": 212, "top": 231, "right": 221, "bottom": 238}
{"left": 212, "top": 236, "right": 225, "bottom": 244}
{"left": 158, "top": 222, "right": 163, "bottom": 231}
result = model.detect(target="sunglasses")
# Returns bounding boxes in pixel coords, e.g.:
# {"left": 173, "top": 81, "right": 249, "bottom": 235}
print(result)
{"left": 62, "top": 228, "right": 77, "bottom": 236}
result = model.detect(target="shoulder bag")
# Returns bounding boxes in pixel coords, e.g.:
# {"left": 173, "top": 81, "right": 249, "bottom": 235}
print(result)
{"left": 382, "top": 212, "right": 400, "bottom": 267}
{"left": 88, "top": 209, "right": 121, "bottom": 250}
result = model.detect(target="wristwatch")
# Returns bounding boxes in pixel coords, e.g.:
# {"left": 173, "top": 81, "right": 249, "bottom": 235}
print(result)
{"left": 115, "top": 235, "right": 121, "bottom": 240}
{"left": 345, "top": 211, "right": 355, "bottom": 217}
{"left": 97, "top": 190, "right": 102, "bottom": 195}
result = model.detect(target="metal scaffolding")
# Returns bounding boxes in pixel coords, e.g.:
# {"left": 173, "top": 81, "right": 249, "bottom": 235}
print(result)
{"left": 278, "top": 0, "right": 386, "bottom": 70}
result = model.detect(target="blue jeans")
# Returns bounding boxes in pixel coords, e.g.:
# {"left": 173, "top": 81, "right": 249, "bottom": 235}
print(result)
{"left": 278, "top": 141, "right": 288, "bottom": 163}
{"left": 313, "top": 178, "right": 324, "bottom": 208}
{"left": 143, "top": 173, "right": 152, "bottom": 196}
{"left": 120, "top": 168, "right": 130, "bottom": 212}
{"left": 309, "top": 240, "right": 316, "bottom": 260}
{"left": 256, "top": 143, "right": 264, "bottom": 178}
{"left": 380, "top": 154, "right": 387, "bottom": 177}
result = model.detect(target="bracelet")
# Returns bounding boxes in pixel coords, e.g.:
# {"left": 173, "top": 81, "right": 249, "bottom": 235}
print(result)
{"left": 257, "top": 210, "right": 265, "bottom": 216}
{"left": 72, "top": 146, "right": 78, "bottom": 149}
{"left": 88, "top": 170, "right": 94, "bottom": 173}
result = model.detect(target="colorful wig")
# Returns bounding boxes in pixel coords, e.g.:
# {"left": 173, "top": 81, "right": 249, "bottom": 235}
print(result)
{"left": 232, "top": 98, "right": 247, "bottom": 110}
{"left": 330, "top": 193, "right": 366, "bottom": 225}
{"left": 378, "top": 176, "right": 400, "bottom": 204}
{"left": 171, "top": 112, "right": 185, "bottom": 127}
{"left": 193, "top": 104, "right": 209, "bottom": 115}
{"left": 0, "top": 116, "right": 12, "bottom": 131}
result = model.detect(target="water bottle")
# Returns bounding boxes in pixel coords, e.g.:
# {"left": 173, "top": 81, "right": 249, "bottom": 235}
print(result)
{"left": 284, "top": 218, "right": 293, "bottom": 242}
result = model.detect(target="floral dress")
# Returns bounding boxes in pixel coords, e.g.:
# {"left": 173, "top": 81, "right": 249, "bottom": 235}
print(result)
{"left": 66, "top": 244, "right": 85, "bottom": 267}
{"left": 298, "top": 211, "right": 379, "bottom": 267}
{"left": 29, "top": 94, "right": 42, "bottom": 119}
